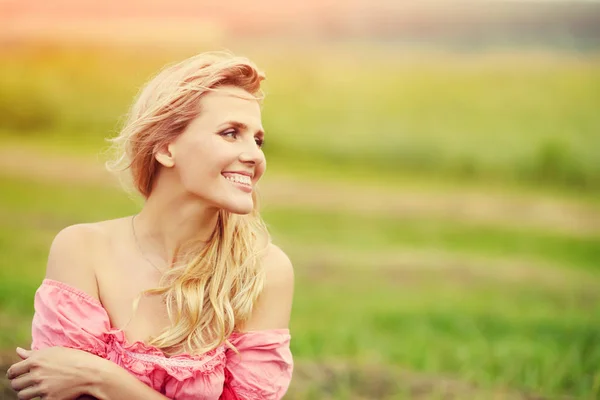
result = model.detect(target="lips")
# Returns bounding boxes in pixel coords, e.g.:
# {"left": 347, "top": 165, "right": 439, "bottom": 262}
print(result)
{"left": 222, "top": 172, "right": 252, "bottom": 185}
{"left": 222, "top": 172, "right": 254, "bottom": 193}
{"left": 222, "top": 171, "right": 253, "bottom": 178}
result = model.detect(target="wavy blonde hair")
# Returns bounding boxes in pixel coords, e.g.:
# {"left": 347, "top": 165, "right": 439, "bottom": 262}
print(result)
{"left": 106, "top": 51, "right": 270, "bottom": 356}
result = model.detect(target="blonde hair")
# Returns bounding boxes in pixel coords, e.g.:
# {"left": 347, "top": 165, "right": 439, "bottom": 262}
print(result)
{"left": 106, "top": 51, "right": 270, "bottom": 356}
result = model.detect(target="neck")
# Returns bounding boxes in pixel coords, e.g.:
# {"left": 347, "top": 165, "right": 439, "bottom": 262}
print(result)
{"left": 133, "top": 182, "right": 220, "bottom": 267}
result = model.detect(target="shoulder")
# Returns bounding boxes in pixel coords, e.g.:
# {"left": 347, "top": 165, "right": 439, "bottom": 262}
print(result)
{"left": 239, "top": 243, "right": 294, "bottom": 332}
{"left": 45, "top": 219, "right": 120, "bottom": 300}
{"left": 261, "top": 243, "right": 294, "bottom": 290}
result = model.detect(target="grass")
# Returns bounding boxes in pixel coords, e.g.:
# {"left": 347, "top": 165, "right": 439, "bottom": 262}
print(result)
{"left": 1, "top": 174, "right": 598, "bottom": 273}
{"left": 1, "top": 45, "right": 599, "bottom": 192}
{"left": 266, "top": 208, "right": 600, "bottom": 272}
{"left": 0, "top": 173, "right": 599, "bottom": 398}
{"left": 1, "top": 44, "right": 600, "bottom": 398}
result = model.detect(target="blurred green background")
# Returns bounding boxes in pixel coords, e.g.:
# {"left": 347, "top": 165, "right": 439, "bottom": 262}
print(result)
{"left": 1, "top": 1, "right": 600, "bottom": 399}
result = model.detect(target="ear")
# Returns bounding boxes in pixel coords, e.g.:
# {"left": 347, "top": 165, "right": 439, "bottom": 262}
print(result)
{"left": 155, "top": 142, "right": 176, "bottom": 168}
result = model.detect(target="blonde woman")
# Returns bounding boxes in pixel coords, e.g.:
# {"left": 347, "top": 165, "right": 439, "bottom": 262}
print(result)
{"left": 6, "top": 51, "right": 294, "bottom": 400}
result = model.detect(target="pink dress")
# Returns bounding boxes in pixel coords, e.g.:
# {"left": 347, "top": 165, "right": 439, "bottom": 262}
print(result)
{"left": 31, "top": 279, "right": 293, "bottom": 400}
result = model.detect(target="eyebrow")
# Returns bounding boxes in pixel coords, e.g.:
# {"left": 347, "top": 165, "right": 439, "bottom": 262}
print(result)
{"left": 222, "top": 121, "right": 265, "bottom": 137}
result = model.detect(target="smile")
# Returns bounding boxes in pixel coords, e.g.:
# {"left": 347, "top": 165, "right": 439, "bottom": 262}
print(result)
{"left": 222, "top": 172, "right": 253, "bottom": 192}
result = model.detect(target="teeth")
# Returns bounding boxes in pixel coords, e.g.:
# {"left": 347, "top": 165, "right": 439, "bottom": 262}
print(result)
{"left": 224, "top": 174, "right": 251, "bottom": 185}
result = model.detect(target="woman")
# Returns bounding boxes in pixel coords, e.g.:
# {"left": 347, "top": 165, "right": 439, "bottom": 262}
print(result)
{"left": 6, "top": 51, "right": 294, "bottom": 399}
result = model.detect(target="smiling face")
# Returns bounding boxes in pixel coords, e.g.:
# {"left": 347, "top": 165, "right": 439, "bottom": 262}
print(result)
{"left": 162, "top": 85, "right": 266, "bottom": 214}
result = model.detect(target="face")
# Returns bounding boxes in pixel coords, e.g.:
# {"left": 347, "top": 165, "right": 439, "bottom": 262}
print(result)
{"left": 161, "top": 85, "right": 266, "bottom": 214}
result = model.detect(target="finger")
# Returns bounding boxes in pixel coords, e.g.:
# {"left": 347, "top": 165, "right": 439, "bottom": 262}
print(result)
{"left": 16, "top": 385, "right": 42, "bottom": 400}
{"left": 16, "top": 347, "right": 32, "bottom": 360}
{"left": 10, "top": 373, "right": 36, "bottom": 391}
{"left": 6, "top": 359, "right": 30, "bottom": 379}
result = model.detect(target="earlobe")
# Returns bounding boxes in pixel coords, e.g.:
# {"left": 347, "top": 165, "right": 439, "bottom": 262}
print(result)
{"left": 155, "top": 143, "right": 176, "bottom": 168}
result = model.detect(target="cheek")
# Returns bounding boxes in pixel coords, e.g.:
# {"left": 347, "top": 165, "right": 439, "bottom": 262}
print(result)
{"left": 175, "top": 145, "right": 216, "bottom": 187}
{"left": 254, "top": 160, "right": 266, "bottom": 182}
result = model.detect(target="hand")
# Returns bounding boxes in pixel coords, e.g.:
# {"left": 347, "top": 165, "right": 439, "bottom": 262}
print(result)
{"left": 6, "top": 347, "right": 101, "bottom": 400}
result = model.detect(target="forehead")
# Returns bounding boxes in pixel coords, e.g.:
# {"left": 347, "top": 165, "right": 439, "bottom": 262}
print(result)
{"left": 197, "top": 86, "right": 262, "bottom": 128}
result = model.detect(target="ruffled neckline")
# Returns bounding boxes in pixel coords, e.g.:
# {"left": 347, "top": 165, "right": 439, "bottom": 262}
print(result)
{"left": 41, "top": 278, "right": 290, "bottom": 361}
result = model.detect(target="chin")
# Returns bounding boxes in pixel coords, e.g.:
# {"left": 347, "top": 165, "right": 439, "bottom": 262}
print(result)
{"left": 220, "top": 200, "right": 254, "bottom": 215}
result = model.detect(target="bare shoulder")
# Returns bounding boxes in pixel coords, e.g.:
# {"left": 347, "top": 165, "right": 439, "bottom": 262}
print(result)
{"left": 45, "top": 219, "right": 119, "bottom": 300}
{"left": 240, "top": 243, "right": 295, "bottom": 332}
{"left": 261, "top": 243, "right": 294, "bottom": 290}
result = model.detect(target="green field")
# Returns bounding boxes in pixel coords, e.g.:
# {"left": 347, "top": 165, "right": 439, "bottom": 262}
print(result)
{"left": 0, "top": 44, "right": 599, "bottom": 399}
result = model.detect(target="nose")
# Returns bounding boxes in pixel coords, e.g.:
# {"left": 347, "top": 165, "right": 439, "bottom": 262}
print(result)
{"left": 239, "top": 140, "right": 265, "bottom": 166}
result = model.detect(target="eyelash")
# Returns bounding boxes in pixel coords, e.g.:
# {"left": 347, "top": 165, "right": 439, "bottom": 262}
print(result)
{"left": 221, "top": 129, "right": 264, "bottom": 148}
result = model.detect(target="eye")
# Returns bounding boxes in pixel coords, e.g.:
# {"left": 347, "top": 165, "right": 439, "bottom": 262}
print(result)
{"left": 220, "top": 129, "right": 238, "bottom": 139}
{"left": 255, "top": 137, "right": 264, "bottom": 148}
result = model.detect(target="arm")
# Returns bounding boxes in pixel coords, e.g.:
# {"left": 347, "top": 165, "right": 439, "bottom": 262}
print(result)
{"left": 93, "top": 356, "right": 171, "bottom": 400}
{"left": 8, "top": 347, "right": 171, "bottom": 400}
{"left": 237, "top": 243, "right": 295, "bottom": 332}
{"left": 9, "top": 225, "right": 171, "bottom": 400}
{"left": 220, "top": 244, "right": 295, "bottom": 400}
{"left": 47, "top": 225, "right": 170, "bottom": 400}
